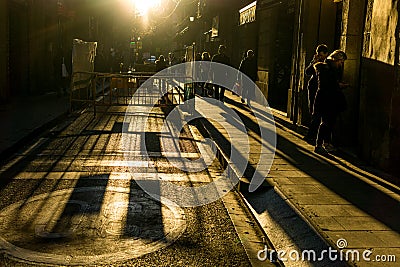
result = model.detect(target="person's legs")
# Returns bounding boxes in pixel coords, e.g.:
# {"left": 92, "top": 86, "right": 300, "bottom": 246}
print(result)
{"left": 316, "top": 123, "right": 328, "bottom": 146}
{"left": 220, "top": 87, "right": 225, "bottom": 102}
{"left": 242, "top": 88, "right": 247, "bottom": 103}
{"left": 242, "top": 80, "right": 250, "bottom": 105}
{"left": 315, "top": 117, "right": 329, "bottom": 154}
{"left": 308, "top": 89, "right": 317, "bottom": 115}
{"left": 214, "top": 85, "right": 220, "bottom": 100}
{"left": 306, "top": 112, "right": 321, "bottom": 143}
{"left": 161, "top": 78, "right": 166, "bottom": 94}
{"left": 201, "top": 82, "right": 206, "bottom": 96}
{"left": 322, "top": 113, "right": 337, "bottom": 152}
{"left": 315, "top": 112, "right": 336, "bottom": 153}
{"left": 311, "top": 92, "right": 322, "bottom": 142}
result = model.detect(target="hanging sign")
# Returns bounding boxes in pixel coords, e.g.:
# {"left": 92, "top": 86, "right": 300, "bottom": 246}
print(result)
{"left": 239, "top": 1, "right": 256, "bottom": 25}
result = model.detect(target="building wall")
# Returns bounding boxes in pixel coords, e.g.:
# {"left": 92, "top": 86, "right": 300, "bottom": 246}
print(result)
{"left": 359, "top": 58, "right": 395, "bottom": 169}
{"left": 0, "top": 0, "right": 9, "bottom": 102}
{"left": 237, "top": 2, "right": 258, "bottom": 64}
{"left": 257, "top": 0, "right": 295, "bottom": 111}
{"left": 4, "top": 0, "right": 97, "bottom": 99}
{"left": 5, "top": 0, "right": 65, "bottom": 97}
{"left": 336, "top": 0, "right": 365, "bottom": 147}
{"left": 289, "top": 0, "right": 337, "bottom": 122}
{"left": 236, "top": 1, "right": 258, "bottom": 64}
{"left": 358, "top": 0, "right": 400, "bottom": 175}
{"left": 28, "top": 0, "right": 48, "bottom": 93}
{"left": 210, "top": 0, "right": 242, "bottom": 65}
{"left": 8, "top": 0, "right": 30, "bottom": 96}
{"left": 237, "top": 22, "right": 258, "bottom": 64}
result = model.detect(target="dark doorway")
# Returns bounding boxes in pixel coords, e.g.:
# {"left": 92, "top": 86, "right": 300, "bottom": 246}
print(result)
{"left": 257, "top": 0, "right": 295, "bottom": 112}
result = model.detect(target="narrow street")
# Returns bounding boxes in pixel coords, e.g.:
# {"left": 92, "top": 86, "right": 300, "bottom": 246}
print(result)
{"left": 2, "top": 1, "right": 400, "bottom": 266}
{"left": 0, "top": 100, "right": 273, "bottom": 266}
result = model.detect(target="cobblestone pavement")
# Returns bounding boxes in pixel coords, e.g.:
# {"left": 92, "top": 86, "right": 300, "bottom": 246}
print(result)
{"left": 0, "top": 105, "right": 270, "bottom": 266}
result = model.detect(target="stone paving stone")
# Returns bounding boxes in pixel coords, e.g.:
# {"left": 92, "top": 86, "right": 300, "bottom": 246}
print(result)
{"left": 268, "top": 170, "right": 311, "bottom": 178}
{"left": 325, "top": 231, "right": 396, "bottom": 248}
{"left": 273, "top": 177, "right": 297, "bottom": 185}
{"left": 270, "top": 158, "right": 296, "bottom": 165}
{"left": 373, "top": 231, "right": 400, "bottom": 247}
{"left": 312, "top": 217, "right": 346, "bottom": 231}
{"left": 285, "top": 176, "right": 335, "bottom": 185}
{"left": 290, "top": 194, "right": 351, "bottom": 205}
{"left": 335, "top": 216, "right": 394, "bottom": 231}
{"left": 354, "top": 258, "right": 398, "bottom": 267}
{"left": 302, "top": 204, "right": 369, "bottom": 217}
{"left": 277, "top": 184, "right": 324, "bottom": 195}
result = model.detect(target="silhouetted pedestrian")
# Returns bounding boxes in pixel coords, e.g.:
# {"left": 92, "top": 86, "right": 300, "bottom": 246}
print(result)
{"left": 155, "top": 55, "right": 167, "bottom": 94}
{"left": 200, "top": 52, "right": 211, "bottom": 96}
{"left": 303, "top": 44, "right": 329, "bottom": 145}
{"left": 211, "top": 45, "right": 231, "bottom": 103}
{"left": 155, "top": 55, "right": 167, "bottom": 72}
{"left": 238, "top": 49, "right": 257, "bottom": 106}
{"left": 194, "top": 53, "right": 203, "bottom": 93}
{"left": 314, "top": 50, "right": 348, "bottom": 155}
{"left": 168, "top": 52, "right": 179, "bottom": 66}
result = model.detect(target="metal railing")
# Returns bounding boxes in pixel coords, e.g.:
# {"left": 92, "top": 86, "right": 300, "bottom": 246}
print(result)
{"left": 70, "top": 71, "right": 193, "bottom": 116}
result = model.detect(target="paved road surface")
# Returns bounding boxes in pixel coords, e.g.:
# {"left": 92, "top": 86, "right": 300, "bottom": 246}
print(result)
{"left": 0, "top": 104, "right": 273, "bottom": 266}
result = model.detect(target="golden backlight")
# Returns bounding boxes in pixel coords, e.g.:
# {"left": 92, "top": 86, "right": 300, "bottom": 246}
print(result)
{"left": 130, "top": 0, "right": 161, "bottom": 16}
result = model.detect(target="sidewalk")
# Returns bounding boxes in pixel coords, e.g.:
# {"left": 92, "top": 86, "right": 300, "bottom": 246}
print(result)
{"left": 1, "top": 88, "right": 399, "bottom": 266}
{"left": 0, "top": 92, "right": 69, "bottom": 159}
{"left": 198, "top": 91, "right": 400, "bottom": 267}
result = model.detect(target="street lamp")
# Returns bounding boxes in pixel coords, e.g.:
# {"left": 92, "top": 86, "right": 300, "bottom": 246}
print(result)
{"left": 189, "top": 16, "right": 195, "bottom": 22}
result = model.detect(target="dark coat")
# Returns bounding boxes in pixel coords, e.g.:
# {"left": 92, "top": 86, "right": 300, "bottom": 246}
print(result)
{"left": 305, "top": 59, "right": 318, "bottom": 91}
{"left": 210, "top": 53, "right": 231, "bottom": 86}
{"left": 155, "top": 59, "right": 167, "bottom": 72}
{"left": 211, "top": 53, "right": 230, "bottom": 66}
{"left": 200, "top": 58, "right": 211, "bottom": 81}
{"left": 239, "top": 56, "right": 257, "bottom": 82}
{"left": 313, "top": 61, "right": 346, "bottom": 115}
{"left": 305, "top": 59, "right": 318, "bottom": 108}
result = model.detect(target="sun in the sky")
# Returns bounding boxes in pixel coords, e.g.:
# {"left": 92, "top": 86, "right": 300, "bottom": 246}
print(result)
{"left": 131, "top": 0, "right": 162, "bottom": 17}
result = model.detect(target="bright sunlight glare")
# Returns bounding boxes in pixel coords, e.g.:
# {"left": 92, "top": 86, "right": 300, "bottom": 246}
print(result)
{"left": 131, "top": 0, "right": 161, "bottom": 16}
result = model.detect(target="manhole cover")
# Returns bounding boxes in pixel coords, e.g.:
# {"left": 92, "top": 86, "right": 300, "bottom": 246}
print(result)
{"left": 0, "top": 187, "right": 186, "bottom": 265}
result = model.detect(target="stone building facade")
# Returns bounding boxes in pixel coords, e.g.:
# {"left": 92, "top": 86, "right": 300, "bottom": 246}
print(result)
{"left": 289, "top": 0, "right": 400, "bottom": 177}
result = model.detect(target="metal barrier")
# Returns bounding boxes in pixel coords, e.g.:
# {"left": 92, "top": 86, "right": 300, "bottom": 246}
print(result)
{"left": 70, "top": 71, "right": 193, "bottom": 115}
